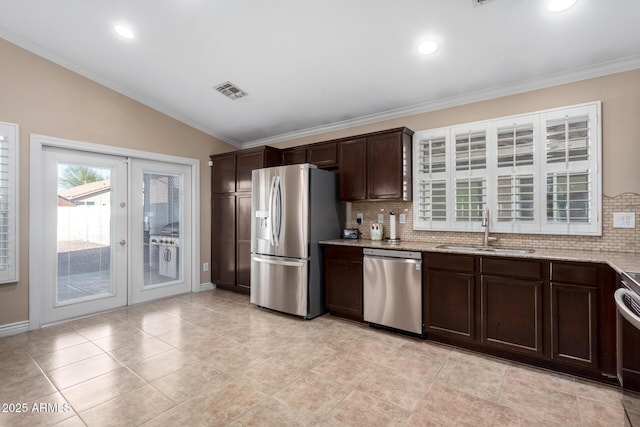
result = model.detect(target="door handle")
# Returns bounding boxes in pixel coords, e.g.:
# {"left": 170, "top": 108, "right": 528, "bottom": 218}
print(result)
{"left": 119, "top": 239, "right": 126, "bottom": 246}
{"left": 615, "top": 288, "right": 640, "bottom": 330}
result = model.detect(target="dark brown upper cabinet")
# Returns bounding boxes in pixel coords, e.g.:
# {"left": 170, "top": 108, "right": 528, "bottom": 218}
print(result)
{"left": 307, "top": 142, "right": 338, "bottom": 168}
{"left": 338, "top": 138, "right": 367, "bottom": 201}
{"left": 281, "top": 141, "right": 338, "bottom": 169}
{"left": 211, "top": 153, "right": 236, "bottom": 194}
{"left": 282, "top": 146, "right": 307, "bottom": 165}
{"left": 338, "top": 127, "right": 413, "bottom": 202}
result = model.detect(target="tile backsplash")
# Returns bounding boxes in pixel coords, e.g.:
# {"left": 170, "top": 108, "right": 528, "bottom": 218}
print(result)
{"left": 347, "top": 193, "right": 640, "bottom": 254}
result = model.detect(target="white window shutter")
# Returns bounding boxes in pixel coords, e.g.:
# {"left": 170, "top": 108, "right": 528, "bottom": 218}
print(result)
{"left": 0, "top": 121, "right": 18, "bottom": 284}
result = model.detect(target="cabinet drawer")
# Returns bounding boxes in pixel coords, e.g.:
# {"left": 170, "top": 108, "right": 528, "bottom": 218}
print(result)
{"left": 551, "top": 262, "right": 600, "bottom": 286}
{"left": 481, "top": 257, "right": 543, "bottom": 280}
{"left": 424, "top": 253, "right": 474, "bottom": 273}
{"left": 323, "top": 245, "right": 363, "bottom": 263}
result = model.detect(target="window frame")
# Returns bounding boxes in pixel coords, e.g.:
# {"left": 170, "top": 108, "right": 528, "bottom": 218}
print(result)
{"left": 0, "top": 121, "right": 19, "bottom": 284}
{"left": 412, "top": 101, "right": 601, "bottom": 236}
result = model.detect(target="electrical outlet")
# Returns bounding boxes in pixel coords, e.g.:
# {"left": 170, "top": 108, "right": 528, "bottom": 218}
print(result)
{"left": 203, "top": 262, "right": 209, "bottom": 272}
{"left": 613, "top": 213, "right": 635, "bottom": 228}
{"left": 377, "top": 213, "right": 384, "bottom": 223}
{"left": 399, "top": 214, "right": 406, "bottom": 224}
{"left": 356, "top": 212, "right": 363, "bottom": 224}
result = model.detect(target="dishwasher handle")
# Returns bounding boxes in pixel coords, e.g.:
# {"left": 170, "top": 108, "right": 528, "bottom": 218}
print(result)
{"left": 362, "top": 248, "right": 421, "bottom": 260}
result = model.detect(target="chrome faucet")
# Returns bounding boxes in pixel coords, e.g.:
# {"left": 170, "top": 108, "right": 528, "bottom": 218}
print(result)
{"left": 481, "top": 207, "right": 497, "bottom": 247}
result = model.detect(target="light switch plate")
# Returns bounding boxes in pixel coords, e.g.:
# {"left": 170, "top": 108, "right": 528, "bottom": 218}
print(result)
{"left": 399, "top": 214, "right": 406, "bottom": 224}
{"left": 613, "top": 212, "right": 635, "bottom": 228}
{"left": 378, "top": 213, "right": 384, "bottom": 223}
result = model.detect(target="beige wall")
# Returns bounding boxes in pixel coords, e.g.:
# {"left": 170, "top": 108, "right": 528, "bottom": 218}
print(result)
{"left": 0, "top": 38, "right": 236, "bottom": 326}
{"left": 275, "top": 69, "right": 640, "bottom": 196}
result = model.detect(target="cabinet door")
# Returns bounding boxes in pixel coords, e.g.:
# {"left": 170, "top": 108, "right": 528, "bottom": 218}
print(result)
{"left": 282, "top": 147, "right": 306, "bottom": 165}
{"left": 551, "top": 283, "right": 598, "bottom": 368}
{"left": 211, "top": 153, "right": 236, "bottom": 194}
{"left": 481, "top": 275, "right": 544, "bottom": 356}
{"left": 308, "top": 142, "right": 337, "bottom": 168}
{"left": 366, "top": 131, "right": 403, "bottom": 199}
{"left": 235, "top": 194, "right": 252, "bottom": 291}
{"left": 323, "top": 246, "right": 363, "bottom": 321}
{"left": 338, "top": 138, "right": 367, "bottom": 201}
{"left": 424, "top": 270, "right": 475, "bottom": 341}
{"left": 236, "top": 150, "right": 264, "bottom": 192}
{"left": 211, "top": 195, "right": 236, "bottom": 286}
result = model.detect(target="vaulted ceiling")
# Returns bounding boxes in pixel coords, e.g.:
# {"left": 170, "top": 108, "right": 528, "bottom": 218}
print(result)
{"left": 1, "top": 0, "right": 639, "bottom": 147}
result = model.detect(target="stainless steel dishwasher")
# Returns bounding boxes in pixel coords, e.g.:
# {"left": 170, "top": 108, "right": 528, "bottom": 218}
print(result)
{"left": 363, "top": 248, "right": 423, "bottom": 335}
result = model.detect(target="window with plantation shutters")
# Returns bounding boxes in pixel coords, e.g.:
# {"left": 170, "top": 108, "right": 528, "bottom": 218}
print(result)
{"left": 455, "top": 178, "right": 486, "bottom": 222}
{"left": 414, "top": 130, "right": 449, "bottom": 228}
{"left": 416, "top": 180, "right": 446, "bottom": 223}
{"left": 455, "top": 130, "right": 486, "bottom": 171}
{"left": 497, "top": 175, "right": 534, "bottom": 222}
{"left": 541, "top": 104, "right": 599, "bottom": 234}
{"left": 413, "top": 101, "right": 601, "bottom": 235}
{"left": 0, "top": 121, "right": 18, "bottom": 284}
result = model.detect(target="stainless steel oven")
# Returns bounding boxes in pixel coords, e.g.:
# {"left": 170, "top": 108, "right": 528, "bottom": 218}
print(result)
{"left": 616, "top": 272, "right": 640, "bottom": 426}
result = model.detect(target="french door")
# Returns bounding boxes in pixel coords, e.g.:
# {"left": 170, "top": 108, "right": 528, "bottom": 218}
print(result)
{"left": 42, "top": 148, "right": 128, "bottom": 323}
{"left": 129, "top": 159, "right": 191, "bottom": 304}
{"left": 40, "top": 148, "right": 192, "bottom": 324}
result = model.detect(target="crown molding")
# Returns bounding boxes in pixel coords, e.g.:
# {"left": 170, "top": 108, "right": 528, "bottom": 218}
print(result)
{"left": 242, "top": 54, "right": 640, "bottom": 149}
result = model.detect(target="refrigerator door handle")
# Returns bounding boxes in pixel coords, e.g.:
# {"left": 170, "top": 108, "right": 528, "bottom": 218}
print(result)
{"left": 252, "top": 255, "right": 304, "bottom": 268}
{"left": 268, "top": 175, "right": 278, "bottom": 247}
{"left": 270, "top": 175, "right": 282, "bottom": 247}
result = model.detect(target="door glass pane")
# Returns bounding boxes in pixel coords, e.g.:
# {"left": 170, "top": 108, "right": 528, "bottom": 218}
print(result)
{"left": 57, "top": 163, "right": 112, "bottom": 303}
{"left": 144, "top": 172, "right": 182, "bottom": 286}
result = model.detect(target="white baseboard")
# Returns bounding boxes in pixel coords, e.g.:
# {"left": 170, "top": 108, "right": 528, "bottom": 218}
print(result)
{"left": 200, "top": 282, "right": 215, "bottom": 292}
{"left": 0, "top": 320, "right": 30, "bottom": 337}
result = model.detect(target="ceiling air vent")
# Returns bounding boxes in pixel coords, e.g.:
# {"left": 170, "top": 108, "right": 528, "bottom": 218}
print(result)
{"left": 473, "top": 0, "right": 495, "bottom": 6}
{"left": 213, "top": 81, "right": 248, "bottom": 100}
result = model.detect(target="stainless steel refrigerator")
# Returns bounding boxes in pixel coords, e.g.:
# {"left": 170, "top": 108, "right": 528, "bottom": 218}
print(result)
{"left": 250, "top": 163, "right": 341, "bottom": 319}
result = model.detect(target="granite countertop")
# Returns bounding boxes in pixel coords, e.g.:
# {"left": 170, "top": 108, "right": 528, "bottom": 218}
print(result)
{"left": 319, "top": 238, "right": 640, "bottom": 274}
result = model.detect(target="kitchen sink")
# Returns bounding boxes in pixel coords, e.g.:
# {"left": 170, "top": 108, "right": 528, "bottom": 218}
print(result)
{"left": 436, "top": 244, "right": 535, "bottom": 254}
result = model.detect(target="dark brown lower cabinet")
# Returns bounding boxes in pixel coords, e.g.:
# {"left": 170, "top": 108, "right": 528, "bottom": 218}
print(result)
{"left": 421, "top": 252, "right": 615, "bottom": 381}
{"left": 424, "top": 269, "right": 475, "bottom": 341}
{"left": 481, "top": 275, "right": 544, "bottom": 357}
{"left": 551, "top": 282, "right": 598, "bottom": 368}
{"left": 323, "top": 245, "right": 363, "bottom": 321}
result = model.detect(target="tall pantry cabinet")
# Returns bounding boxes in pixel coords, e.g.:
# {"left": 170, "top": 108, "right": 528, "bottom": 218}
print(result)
{"left": 210, "top": 147, "right": 281, "bottom": 293}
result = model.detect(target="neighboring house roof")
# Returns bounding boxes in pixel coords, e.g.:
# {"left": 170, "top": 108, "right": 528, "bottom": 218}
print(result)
{"left": 58, "top": 180, "right": 110, "bottom": 202}
{"left": 57, "top": 195, "right": 75, "bottom": 207}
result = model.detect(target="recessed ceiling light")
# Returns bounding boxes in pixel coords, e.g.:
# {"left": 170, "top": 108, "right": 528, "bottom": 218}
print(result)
{"left": 114, "top": 25, "right": 135, "bottom": 39}
{"left": 547, "top": 0, "right": 577, "bottom": 12}
{"left": 418, "top": 40, "right": 439, "bottom": 55}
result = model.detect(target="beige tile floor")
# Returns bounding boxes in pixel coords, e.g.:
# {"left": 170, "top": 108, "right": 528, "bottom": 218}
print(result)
{"left": 0, "top": 288, "right": 637, "bottom": 426}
